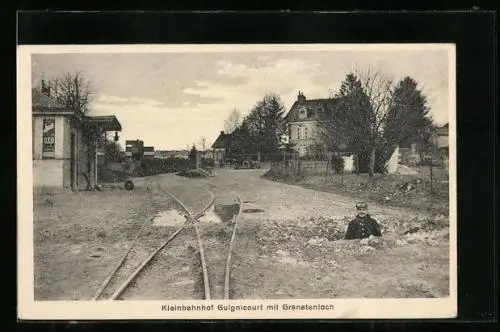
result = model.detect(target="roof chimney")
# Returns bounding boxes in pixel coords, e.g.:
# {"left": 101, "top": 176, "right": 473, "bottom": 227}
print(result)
{"left": 221, "top": 131, "right": 225, "bottom": 135}
{"left": 297, "top": 91, "right": 306, "bottom": 102}
{"left": 41, "top": 79, "right": 51, "bottom": 97}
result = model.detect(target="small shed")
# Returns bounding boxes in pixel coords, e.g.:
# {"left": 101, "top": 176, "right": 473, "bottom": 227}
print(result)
{"left": 32, "top": 88, "right": 122, "bottom": 191}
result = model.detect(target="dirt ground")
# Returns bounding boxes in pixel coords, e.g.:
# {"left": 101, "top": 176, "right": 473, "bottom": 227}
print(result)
{"left": 33, "top": 169, "right": 450, "bottom": 300}
{"left": 263, "top": 167, "right": 449, "bottom": 215}
{"left": 33, "top": 177, "right": 212, "bottom": 300}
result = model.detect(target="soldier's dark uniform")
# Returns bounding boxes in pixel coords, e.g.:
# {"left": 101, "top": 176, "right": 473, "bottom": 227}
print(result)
{"left": 344, "top": 202, "right": 382, "bottom": 240}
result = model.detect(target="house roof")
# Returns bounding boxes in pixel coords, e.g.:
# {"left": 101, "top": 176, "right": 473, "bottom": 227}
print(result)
{"left": 211, "top": 131, "right": 233, "bottom": 149}
{"left": 87, "top": 115, "right": 122, "bottom": 131}
{"left": 284, "top": 97, "right": 340, "bottom": 122}
{"left": 436, "top": 123, "right": 449, "bottom": 136}
{"left": 32, "top": 88, "right": 67, "bottom": 111}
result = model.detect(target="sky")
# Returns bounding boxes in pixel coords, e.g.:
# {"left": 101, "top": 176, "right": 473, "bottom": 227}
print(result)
{"left": 31, "top": 47, "right": 451, "bottom": 150}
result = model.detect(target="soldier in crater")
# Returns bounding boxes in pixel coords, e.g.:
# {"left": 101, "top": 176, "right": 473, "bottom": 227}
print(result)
{"left": 344, "top": 202, "right": 382, "bottom": 240}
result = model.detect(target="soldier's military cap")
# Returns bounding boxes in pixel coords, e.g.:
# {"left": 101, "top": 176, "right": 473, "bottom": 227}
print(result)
{"left": 356, "top": 202, "right": 368, "bottom": 210}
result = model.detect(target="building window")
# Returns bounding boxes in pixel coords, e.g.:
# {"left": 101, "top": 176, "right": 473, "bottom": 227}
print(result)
{"left": 299, "top": 107, "right": 307, "bottom": 119}
{"left": 298, "top": 126, "right": 307, "bottom": 140}
{"left": 42, "top": 118, "right": 55, "bottom": 159}
{"left": 312, "top": 125, "right": 317, "bottom": 139}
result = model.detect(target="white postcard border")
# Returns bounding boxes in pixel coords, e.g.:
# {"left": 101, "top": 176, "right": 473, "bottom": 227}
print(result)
{"left": 17, "top": 43, "right": 457, "bottom": 320}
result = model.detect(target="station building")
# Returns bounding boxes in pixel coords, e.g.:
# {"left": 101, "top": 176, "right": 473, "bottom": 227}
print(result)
{"left": 32, "top": 88, "right": 122, "bottom": 191}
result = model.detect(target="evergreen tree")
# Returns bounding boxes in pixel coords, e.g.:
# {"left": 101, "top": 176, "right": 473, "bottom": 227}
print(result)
{"left": 319, "top": 73, "right": 373, "bottom": 172}
{"left": 244, "top": 93, "right": 286, "bottom": 160}
{"left": 189, "top": 144, "right": 198, "bottom": 169}
{"left": 384, "top": 76, "right": 433, "bottom": 151}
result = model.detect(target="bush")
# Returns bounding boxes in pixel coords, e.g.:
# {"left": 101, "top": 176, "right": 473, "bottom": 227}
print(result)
{"left": 201, "top": 157, "right": 214, "bottom": 168}
{"left": 176, "top": 169, "right": 207, "bottom": 178}
{"left": 330, "top": 155, "right": 345, "bottom": 174}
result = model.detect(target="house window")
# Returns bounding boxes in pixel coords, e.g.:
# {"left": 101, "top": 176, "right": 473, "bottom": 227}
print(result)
{"left": 299, "top": 107, "right": 307, "bottom": 119}
{"left": 312, "top": 125, "right": 317, "bottom": 139}
{"left": 296, "top": 126, "right": 300, "bottom": 139}
{"left": 298, "top": 126, "right": 307, "bottom": 140}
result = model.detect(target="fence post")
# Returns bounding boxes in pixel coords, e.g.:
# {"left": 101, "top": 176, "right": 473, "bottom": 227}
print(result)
{"left": 325, "top": 160, "right": 329, "bottom": 182}
{"left": 429, "top": 157, "right": 433, "bottom": 194}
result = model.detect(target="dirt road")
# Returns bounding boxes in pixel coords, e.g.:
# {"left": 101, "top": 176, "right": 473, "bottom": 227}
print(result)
{"left": 33, "top": 169, "right": 449, "bottom": 300}
{"left": 155, "top": 169, "right": 450, "bottom": 299}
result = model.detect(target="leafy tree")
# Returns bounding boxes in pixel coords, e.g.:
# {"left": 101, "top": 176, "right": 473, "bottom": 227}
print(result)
{"left": 104, "top": 140, "right": 123, "bottom": 162}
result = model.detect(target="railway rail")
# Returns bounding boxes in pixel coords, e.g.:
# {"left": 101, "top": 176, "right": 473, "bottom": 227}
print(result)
{"left": 91, "top": 177, "right": 243, "bottom": 301}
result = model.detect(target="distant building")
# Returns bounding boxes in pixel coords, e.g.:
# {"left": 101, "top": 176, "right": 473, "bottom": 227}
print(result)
{"left": 283, "top": 91, "right": 354, "bottom": 171}
{"left": 435, "top": 123, "right": 449, "bottom": 151}
{"left": 32, "top": 87, "right": 122, "bottom": 191}
{"left": 125, "top": 140, "right": 144, "bottom": 160}
{"left": 143, "top": 146, "right": 155, "bottom": 159}
{"left": 284, "top": 91, "right": 448, "bottom": 173}
{"left": 284, "top": 92, "right": 339, "bottom": 158}
{"left": 154, "top": 150, "right": 189, "bottom": 159}
{"left": 211, "top": 131, "right": 233, "bottom": 165}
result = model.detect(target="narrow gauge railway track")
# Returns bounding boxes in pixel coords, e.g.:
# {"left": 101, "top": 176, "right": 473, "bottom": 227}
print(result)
{"left": 91, "top": 177, "right": 244, "bottom": 301}
{"left": 199, "top": 183, "right": 244, "bottom": 300}
{"left": 148, "top": 183, "right": 244, "bottom": 300}
{"left": 92, "top": 179, "right": 214, "bottom": 300}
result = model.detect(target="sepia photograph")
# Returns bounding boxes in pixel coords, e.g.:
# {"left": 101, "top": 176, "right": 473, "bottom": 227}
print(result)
{"left": 18, "top": 44, "right": 456, "bottom": 320}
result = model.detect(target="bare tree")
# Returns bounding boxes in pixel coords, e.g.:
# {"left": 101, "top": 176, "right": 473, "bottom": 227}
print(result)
{"left": 198, "top": 137, "right": 207, "bottom": 157}
{"left": 46, "top": 71, "right": 94, "bottom": 115}
{"left": 355, "top": 68, "right": 396, "bottom": 178}
{"left": 224, "top": 108, "right": 242, "bottom": 133}
{"left": 45, "top": 71, "right": 103, "bottom": 189}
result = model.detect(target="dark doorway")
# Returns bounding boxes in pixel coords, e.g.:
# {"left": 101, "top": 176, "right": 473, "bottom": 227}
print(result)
{"left": 70, "top": 133, "right": 76, "bottom": 190}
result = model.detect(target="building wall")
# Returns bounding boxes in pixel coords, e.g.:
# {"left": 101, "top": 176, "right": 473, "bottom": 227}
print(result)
{"left": 386, "top": 146, "right": 399, "bottom": 174}
{"left": 32, "top": 115, "right": 66, "bottom": 160}
{"left": 289, "top": 121, "right": 320, "bottom": 156}
{"left": 213, "top": 148, "right": 226, "bottom": 166}
{"left": 33, "top": 159, "right": 64, "bottom": 189}
{"left": 33, "top": 114, "right": 95, "bottom": 190}
{"left": 343, "top": 155, "right": 354, "bottom": 172}
{"left": 33, "top": 115, "right": 68, "bottom": 189}
{"left": 437, "top": 135, "right": 448, "bottom": 149}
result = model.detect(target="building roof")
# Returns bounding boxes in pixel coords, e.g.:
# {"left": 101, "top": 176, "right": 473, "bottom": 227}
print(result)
{"left": 32, "top": 88, "right": 67, "bottom": 111}
{"left": 87, "top": 115, "right": 122, "bottom": 131}
{"left": 211, "top": 131, "right": 233, "bottom": 149}
{"left": 284, "top": 93, "right": 340, "bottom": 122}
{"left": 143, "top": 146, "right": 155, "bottom": 152}
{"left": 436, "top": 123, "right": 449, "bottom": 136}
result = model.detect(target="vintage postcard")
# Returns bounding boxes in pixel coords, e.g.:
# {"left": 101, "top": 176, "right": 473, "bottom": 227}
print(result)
{"left": 18, "top": 44, "right": 457, "bottom": 320}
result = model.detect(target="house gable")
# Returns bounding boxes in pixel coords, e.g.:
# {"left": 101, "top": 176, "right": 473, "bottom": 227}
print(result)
{"left": 211, "top": 131, "right": 233, "bottom": 149}
{"left": 284, "top": 92, "right": 339, "bottom": 124}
